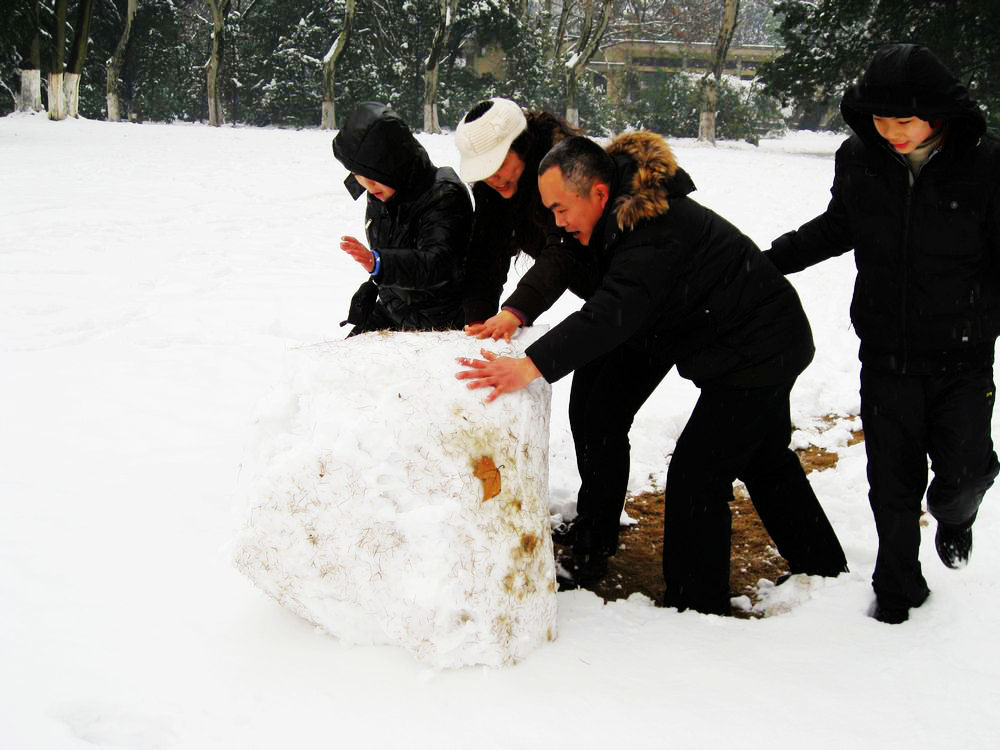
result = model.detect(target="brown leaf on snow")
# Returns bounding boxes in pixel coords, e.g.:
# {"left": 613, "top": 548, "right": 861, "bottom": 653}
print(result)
{"left": 473, "top": 456, "right": 501, "bottom": 501}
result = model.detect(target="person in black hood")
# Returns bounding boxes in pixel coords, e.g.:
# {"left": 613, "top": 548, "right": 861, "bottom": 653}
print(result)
{"left": 457, "top": 134, "right": 848, "bottom": 614}
{"left": 453, "top": 98, "right": 591, "bottom": 339}
{"left": 332, "top": 102, "right": 472, "bottom": 334}
{"left": 765, "top": 44, "right": 1000, "bottom": 624}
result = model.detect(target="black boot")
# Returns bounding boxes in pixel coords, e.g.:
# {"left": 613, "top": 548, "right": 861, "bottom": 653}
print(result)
{"left": 935, "top": 521, "right": 974, "bottom": 569}
{"left": 870, "top": 586, "right": 930, "bottom": 625}
{"left": 559, "top": 549, "right": 609, "bottom": 588}
{"left": 871, "top": 601, "right": 910, "bottom": 624}
{"left": 555, "top": 517, "right": 615, "bottom": 589}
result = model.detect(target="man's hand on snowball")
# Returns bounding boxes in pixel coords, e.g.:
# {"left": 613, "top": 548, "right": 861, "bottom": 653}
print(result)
{"left": 340, "top": 235, "right": 376, "bottom": 273}
{"left": 456, "top": 349, "right": 542, "bottom": 403}
{"left": 464, "top": 310, "right": 521, "bottom": 342}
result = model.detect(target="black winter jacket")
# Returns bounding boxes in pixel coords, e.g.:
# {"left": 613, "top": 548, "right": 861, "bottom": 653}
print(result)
{"left": 766, "top": 44, "right": 1000, "bottom": 373}
{"left": 526, "top": 132, "right": 815, "bottom": 389}
{"left": 332, "top": 102, "right": 472, "bottom": 332}
{"left": 462, "top": 113, "right": 600, "bottom": 324}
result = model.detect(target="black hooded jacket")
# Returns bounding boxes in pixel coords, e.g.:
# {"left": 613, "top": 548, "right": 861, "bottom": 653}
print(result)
{"left": 332, "top": 102, "right": 472, "bottom": 332}
{"left": 765, "top": 44, "right": 1000, "bottom": 372}
{"left": 525, "top": 132, "right": 815, "bottom": 389}
{"left": 461, "top": 112, "right": 600, "bottom": 324}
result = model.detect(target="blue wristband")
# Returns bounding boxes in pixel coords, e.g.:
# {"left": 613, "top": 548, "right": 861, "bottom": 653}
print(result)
{"left": 370, "top": 249, "right": 381, "bottom": 277}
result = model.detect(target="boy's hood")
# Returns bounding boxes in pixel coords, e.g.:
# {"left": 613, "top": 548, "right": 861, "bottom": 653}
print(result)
{"left": 840, "top": 44, "right": 985, "bottom": 151}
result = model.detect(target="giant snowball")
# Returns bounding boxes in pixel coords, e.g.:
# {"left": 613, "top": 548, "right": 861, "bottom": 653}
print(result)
{"left": 234, "top": 330, "right": 557, "bottom": 668}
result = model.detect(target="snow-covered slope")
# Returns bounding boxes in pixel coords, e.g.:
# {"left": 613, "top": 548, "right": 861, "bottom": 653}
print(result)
{"left": 2, "top": 114, "right": 997, "bottom": 749}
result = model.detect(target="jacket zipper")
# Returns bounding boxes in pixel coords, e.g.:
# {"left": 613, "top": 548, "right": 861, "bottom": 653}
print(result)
{"left": 896, "top": 147, "right": 943, "bottom": 373}
{"left": 900, "top": 174, "right": 912, "bottom": 373}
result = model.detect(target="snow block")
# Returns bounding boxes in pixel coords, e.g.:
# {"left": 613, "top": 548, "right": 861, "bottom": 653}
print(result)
{"left": 233, "top": 330, "right": 557, "bottom": 668}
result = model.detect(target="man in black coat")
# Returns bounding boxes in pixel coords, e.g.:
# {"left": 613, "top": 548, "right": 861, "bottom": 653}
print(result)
{"left": 765, "top": 44, "right": 1000, "bottom": 624}
{"left": 332, "top": 102, "right": 472, "bottom": 334}
{"left": 457, "top": 134, "right": 847, "bottom": 615}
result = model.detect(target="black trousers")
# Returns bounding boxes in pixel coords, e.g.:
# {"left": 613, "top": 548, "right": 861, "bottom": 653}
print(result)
{"left": 568, "top": 343, "right": 675, "bottom": 553}
{"left": 661, "top": 382, "right": 848, "bottom": 615}
{"left": 347, "top": 302, "right": 463, "bottom": 336}
{"left": 860, "top": 364, "right": 998, "bottom": 609}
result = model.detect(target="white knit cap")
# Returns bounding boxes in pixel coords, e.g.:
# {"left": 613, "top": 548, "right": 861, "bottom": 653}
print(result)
{"left": 454, "top": 98, "right": 528, "bottom": 182}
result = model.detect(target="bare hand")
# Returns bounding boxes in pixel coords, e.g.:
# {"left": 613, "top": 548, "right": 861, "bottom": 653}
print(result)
{"left": 340, "top": 235, "right": 375, "bottom": 272}
{"left": 455, "top": 349, "right": 542, "bottom": 403}
{"left": 464, "top": 310, "right": 521, "bottom": 342}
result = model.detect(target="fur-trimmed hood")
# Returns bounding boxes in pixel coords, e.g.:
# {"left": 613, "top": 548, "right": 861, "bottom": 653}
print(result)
{"left": 606, "top": 131, "right": 690, "bottom": 232}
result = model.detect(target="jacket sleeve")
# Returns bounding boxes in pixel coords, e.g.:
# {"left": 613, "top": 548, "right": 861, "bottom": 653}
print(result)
{"left": 462, "top": 189, "right": 515, "bottom": 323}
{"left": 763, "top": 146, "right": 856, "bottom": 274}
{"left": 374, "top": 182, "right": 472, "bottom": 291}
{"left": 525, "top": 240, "right": 683, "bottom": 383}
{"left": 501, "top": 224, "right": 575, "bottom": 324}
{"left": 990, "top": 162, "right": 1000, "bottom": 267}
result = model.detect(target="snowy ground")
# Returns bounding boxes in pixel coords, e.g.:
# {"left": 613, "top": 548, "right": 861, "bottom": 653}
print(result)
{"left": 2, "top": 114, "right": 999, "bottom": 748}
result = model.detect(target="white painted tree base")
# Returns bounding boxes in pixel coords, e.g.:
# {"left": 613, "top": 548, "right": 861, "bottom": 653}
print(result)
{"left": 233, "top": 331, "right": 557, "bottom": 668}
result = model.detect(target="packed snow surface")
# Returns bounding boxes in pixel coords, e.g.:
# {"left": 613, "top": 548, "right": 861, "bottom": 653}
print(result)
{"left": 2, "top": 115, "right": 999, "bottom": 748}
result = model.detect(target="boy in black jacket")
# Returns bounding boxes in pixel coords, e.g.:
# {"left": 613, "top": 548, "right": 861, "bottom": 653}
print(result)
{"left": 332, "top": 102, "right": 472, "bottom": 334}
{"left": 765, "top": 44, "right": 1000, "bottom": 624}
{"left": 457, "top": 134, "right": 847, "bottom": 615}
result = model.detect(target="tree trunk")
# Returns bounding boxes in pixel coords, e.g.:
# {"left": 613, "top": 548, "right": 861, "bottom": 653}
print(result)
{"left": 321, "top": 0, "right": 355, "bottom": 130}
{"left": 18, "top": 0, "right": 43, "bottom": 111}
{"left": 48, "top": 0, "right": 68, "bottom": 120}
{"left": 19, "top": 69, "right": 42, "bottom": 112}
{"left": 422, "top": 0, "right": 459, "bottom": 133}
{"left": 563, "top": 0, "right": 613, "bottom": 127}
{"left": 63, "top": 0, "right": 95, "bottom": 118}
{"left": 29, "top": 0, "right": 42, "bottom": 68}
{"left": 63, "top": 72, "right": 81, "bottom": 118}
{"left": 697, "top": 77, "right": 718, "bottom": 144}
{"left": 697, "top": 0, "right": 740, "bottom": 144}
{"left": 48, "top": 73, "right": 66, "bottom": 119}
{"left": 565, "top": 68, "right": 579, "bottom": 128}
{"left": 106, "top": 0, "right": 137, "bottom": 122}
{"left": 206, "top": 1, "right": 232, "bottom": 127}
{"left": 423, "top": 66, "right": 441, "bottom": 132}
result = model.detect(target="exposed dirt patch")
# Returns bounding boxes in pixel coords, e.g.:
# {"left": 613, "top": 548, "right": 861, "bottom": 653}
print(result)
{"left": 554, "top": 419, "right": 864, "bottom": 615}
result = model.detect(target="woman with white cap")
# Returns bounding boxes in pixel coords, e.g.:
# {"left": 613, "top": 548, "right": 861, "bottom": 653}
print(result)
{"left": 454, "top": 98, "right": 589, "bottom": 340}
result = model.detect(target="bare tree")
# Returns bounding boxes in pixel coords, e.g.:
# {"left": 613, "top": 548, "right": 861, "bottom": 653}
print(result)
{"left": 697, "top": 0, "right": 740, "bottom": 144}
{"left": 601, "top": 0, "right": 676, "bottom": 105}
{"left": 604, "top": 0, "right": 681, "bottom": 46}
{"left": 48, "top": 0, "right": 68, "bottom": 120}
{"left": 423, "top": 0, "right": 461, "bottom": 133}
{"left": 564, "top": 0, "right": 613, "bottom": 127}
{"left": 18, "top": 0, "right": 44, "bottom": 112}
{"left": 106, "top": 0, "right": 138, "bottom": 122}
{"left": 205, "top": 0, "right": 233, "bottom": 126}
{"left": 64, "top": 0, "right": 95, "bottom": 118}
{"left": 321, "top": 0, "right": 356, "bottom": 130}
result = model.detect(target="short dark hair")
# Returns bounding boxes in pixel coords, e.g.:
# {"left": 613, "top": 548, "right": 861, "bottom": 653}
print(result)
{"left": 538, "top": 136, "right": 614, "bottom": 196}
{"left": 462, "top": 100, "right": 494, "bottom": 123}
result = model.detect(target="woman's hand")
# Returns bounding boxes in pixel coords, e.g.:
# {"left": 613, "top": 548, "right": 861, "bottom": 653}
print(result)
{"left": 340, "top": 235, "right": 375, "bottom": 272}
{"left": 464, "top": 310, "right": 521, "bottom": 342}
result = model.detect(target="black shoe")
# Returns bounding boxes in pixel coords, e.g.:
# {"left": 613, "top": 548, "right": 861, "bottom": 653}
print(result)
{"left": 551, "top": 519, "right": 577, "bottom": 547}
{"left": 936, "top": 522, "right": 973, "bottom": 569}
{"left": 556, "top": 549, "right": 609, "bottom": 589}
{"left": 870, "top": 587, "right": 929, "bottom": 625}
{"left": 871, "top": 602, "right": 910, "bottom": 624}
{"left": 660, "top": 594, "right": 731, "bottom": 616}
